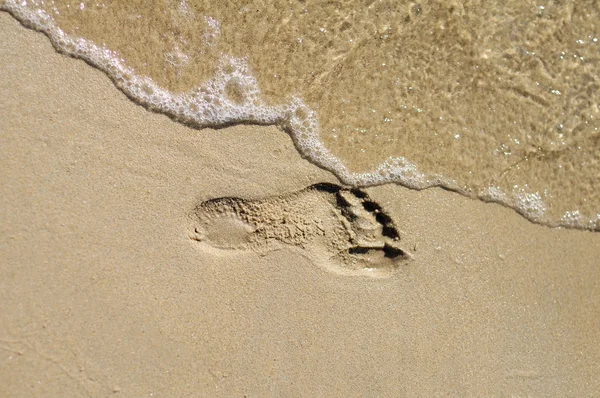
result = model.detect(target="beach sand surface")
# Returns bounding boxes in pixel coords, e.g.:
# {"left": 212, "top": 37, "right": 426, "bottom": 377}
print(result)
{"left": 1, "top": 14, "right": 600, "bottom": 397}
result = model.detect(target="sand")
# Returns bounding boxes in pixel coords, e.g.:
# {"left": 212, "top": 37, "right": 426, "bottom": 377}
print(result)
{"left": 1, "top": 13, "right": 600, "bottom": 397}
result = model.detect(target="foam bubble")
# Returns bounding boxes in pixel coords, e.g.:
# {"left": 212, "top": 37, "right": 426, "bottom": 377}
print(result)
{"left": 512, "top": 186, "right": 546, "bottom": 222}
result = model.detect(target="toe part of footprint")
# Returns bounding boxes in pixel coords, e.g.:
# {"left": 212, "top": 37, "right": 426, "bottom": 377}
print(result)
{"left": 190, "top": 183, "right": 411, "bottom": 278}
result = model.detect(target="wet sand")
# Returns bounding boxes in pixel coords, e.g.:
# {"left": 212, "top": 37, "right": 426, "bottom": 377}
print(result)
{"left": 1, "top": 14, "right": 600, "bottom": 396}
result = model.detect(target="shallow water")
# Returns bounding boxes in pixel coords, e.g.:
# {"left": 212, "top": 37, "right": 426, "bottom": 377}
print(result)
{"left": 1, "top": 0, "right": 599, "bottom": 230}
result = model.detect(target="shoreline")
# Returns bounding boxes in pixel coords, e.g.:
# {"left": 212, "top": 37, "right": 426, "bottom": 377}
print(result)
{"left": 2, "top": 4, "right": 597, "bottom": 231}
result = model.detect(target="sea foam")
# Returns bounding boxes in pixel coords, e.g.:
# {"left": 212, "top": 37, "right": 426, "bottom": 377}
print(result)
{"left": 3, "top": 0, "right": 598, "bottom": 230}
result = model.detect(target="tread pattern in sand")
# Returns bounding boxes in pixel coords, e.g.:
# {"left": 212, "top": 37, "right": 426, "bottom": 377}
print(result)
{"left": 190, "top": 183, "right": 410, "bottom": 277}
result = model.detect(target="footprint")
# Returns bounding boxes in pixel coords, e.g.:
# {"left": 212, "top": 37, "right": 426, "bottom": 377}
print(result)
{"left": 189, "top": 183, "right": 411, "bottom": 278}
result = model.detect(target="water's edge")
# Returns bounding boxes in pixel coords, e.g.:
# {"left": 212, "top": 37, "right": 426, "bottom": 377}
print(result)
{"left": 2, "top": 3, "right": 597, "bottom": 231}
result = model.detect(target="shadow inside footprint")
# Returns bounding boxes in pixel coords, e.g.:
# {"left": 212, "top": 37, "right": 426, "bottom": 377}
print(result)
{"left": 190, "top": 183, "right": 411, "bottom": 278}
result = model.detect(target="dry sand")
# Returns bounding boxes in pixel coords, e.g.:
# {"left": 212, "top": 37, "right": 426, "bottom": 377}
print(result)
{"left": 1, "top": 13, "right": 600, "bottom": 397}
